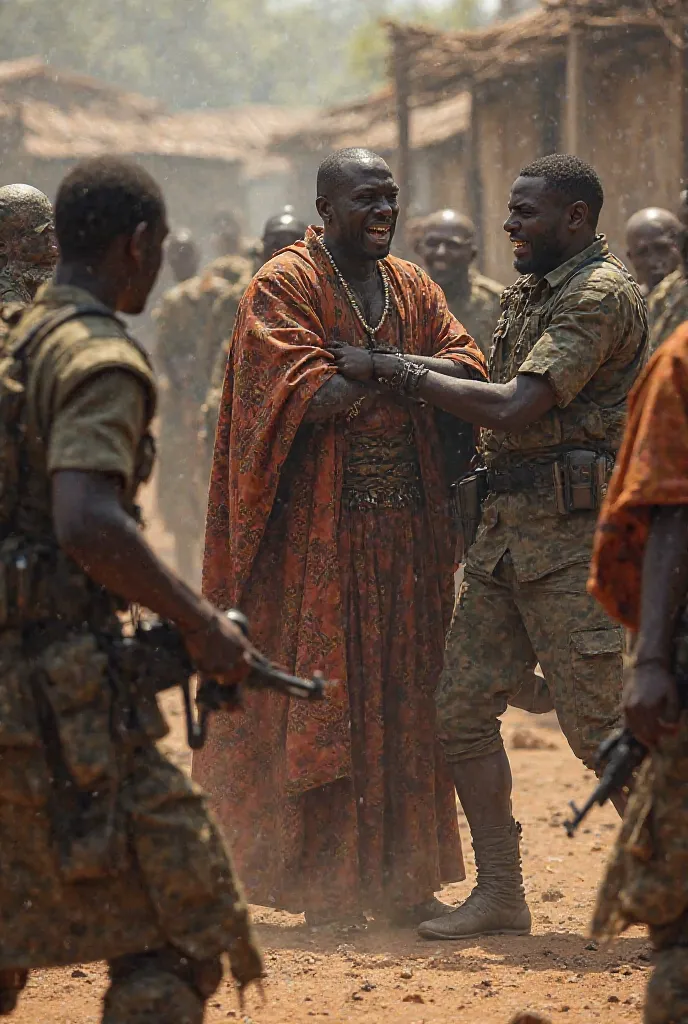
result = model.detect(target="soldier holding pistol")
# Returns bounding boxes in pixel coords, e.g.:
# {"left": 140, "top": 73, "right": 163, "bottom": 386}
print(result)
{"left": 0, "top": 157, "right": 263, "bottom": 1023}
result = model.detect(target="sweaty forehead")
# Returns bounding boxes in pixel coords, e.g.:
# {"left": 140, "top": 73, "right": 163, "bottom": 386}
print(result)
{"left": 510, "top": 176, "right": 563, "bottom": 209}
{"left": 334, "top": 159, "right": 394, "bottom": 194}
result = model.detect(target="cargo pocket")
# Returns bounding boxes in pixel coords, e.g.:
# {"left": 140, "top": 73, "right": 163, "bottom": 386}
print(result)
{"left": 0, "top": 631, "right": 47, "bottom": 808}
{"left": 569, "top": 626, "right": 624, "bottom": 764}
{"left": 39, "top": 633, "right": 127, "bottom": 882}
{"left": 39, "top": 632, "right": 114, "bottom": 789}
{"left": 125, "top": 747, "right": 243, "bottom": 960}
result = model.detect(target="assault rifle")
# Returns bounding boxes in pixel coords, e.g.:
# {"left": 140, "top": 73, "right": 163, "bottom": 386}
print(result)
{"left": 563, "top": 728, "right": 646, "bottom": 837}
{"left": 111, "top": 610, "right": 326, "bottom": 750}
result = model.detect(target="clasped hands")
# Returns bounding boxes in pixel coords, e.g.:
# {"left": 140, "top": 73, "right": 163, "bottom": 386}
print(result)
{"left": 326, "top": 340, "right": 401, "bottom": 384}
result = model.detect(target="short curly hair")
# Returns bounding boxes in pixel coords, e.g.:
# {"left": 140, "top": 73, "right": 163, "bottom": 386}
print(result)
{"left": 55, "top": 156, "right": 166, "bottom": 261}
{"left": 519, "top": 154, "right": 604, "bottom": 228}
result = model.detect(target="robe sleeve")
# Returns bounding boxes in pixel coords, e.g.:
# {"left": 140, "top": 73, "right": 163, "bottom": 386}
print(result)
{"left": 203, "top": 255, "right": 336, "bottom": 607}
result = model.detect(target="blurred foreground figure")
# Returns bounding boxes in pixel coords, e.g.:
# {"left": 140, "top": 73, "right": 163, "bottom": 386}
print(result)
{"left": 153, "top": 229, "right": 232, "bottom": 582}
{"left": 417, "top": 209, "right": 503, "bottom": 358}
{"left": 589, "top": 321, "right": 688, "bottom": 1024}
{"left": 195, "top": 148, "right": 487, "bottom": 925}
{"left": 647, "top": 192, "right": 688, "bottom": 355}
{"left": 625, "top": 206, "right": 681, "bottom": 298}
{"left": 0, "top": 157, "right": 261, "bottom": 1021}
{"left": 0, "top": 184, "right": 57, "bottom": 343}
{"left": 336, "top": 155, "right": 647, "bottom": 941}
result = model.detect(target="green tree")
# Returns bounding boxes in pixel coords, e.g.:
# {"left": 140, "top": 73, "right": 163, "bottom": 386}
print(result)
{"left": 0, "top": 0, "right": 487, "bottom": 109}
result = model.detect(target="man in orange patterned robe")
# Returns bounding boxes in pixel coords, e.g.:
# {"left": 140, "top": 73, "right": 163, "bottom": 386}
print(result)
{"left": 193, "top": 149, "right": 486, "bottom": 925}
{"left": 589, "top": 321, "right": 688, "bottom": 1024}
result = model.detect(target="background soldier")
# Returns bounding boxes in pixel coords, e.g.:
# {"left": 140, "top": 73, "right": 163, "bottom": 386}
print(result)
{"left": 153, "top": 230, "right": 231, "bottom": 581}
{"left": 416, "top": 209, "right": 504, "bottom": 359}
{"left": 0, "top": 184, "right": 57, "bottom": 344}
{"left": 624, "top": 206, "right": 681, "bottom": 299}
{"left": 342, "top": 154, "right": 648, "bottom": 940}
{"left": 205, "top": 208, "right": 253, "bottom": 292}
{"left": 589, "top": 317, "right": 688, "bottom": 1024}
{"left": 0, "top": 156, "right": 262, "bottom": 1022}
{"left": 647, "top": 192, "right": 688, "bottom": 355}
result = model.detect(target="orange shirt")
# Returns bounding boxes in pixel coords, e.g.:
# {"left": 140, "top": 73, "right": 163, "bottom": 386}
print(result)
{"left": 589, "top": 321, "right": 688, "bottom": 629}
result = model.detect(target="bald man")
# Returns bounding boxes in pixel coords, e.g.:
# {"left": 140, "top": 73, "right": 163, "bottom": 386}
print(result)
{"left": 625, "top": 207, "right": 681, "bottom": 298}
{"left": 641, "top": 197, "right": 688, "bottom": 354}
{"left": 195, "top": 147, "right": 487, "bottom": 927}
{"left": 417, "top": 210, "right": 504, "bottom": 359}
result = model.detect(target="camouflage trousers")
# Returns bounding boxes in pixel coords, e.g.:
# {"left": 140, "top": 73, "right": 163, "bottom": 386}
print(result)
{"left": 0, "top": 627, "right": 261, "bottom": 1015}
{"left": 592, "top": 715, "right": 688, "bottom": 1024}
{"left": 436, "top": 553, "right": 623, "bottom": 769}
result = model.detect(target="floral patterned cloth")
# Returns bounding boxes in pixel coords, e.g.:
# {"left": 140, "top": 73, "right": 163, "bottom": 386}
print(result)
{"left": 192, "top": 227, "right": 485, "bottom": 915}
{"left": 589, "top": 321, "right": 688, "bottom": 630}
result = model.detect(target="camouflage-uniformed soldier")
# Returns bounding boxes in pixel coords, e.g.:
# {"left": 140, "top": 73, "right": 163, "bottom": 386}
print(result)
{"left": 647, "top": 265, "right": 688, "bottom": 355}
{"left": 416, "top": 209, "right": 504, "bottom": 359}
{"left": 0, "top": 184, "right": 57, "bottom": 345}
{"left": 153, "top": 235, "right": 233, "bottom": 582}
{"left": 646, "top": 193, "right": 688, "bottom": 355}
{"left": 204, "top": 208, "right": 253, "bottom": 294}
{"left": 625, "top": 207, "right": 681, "bottom": 300}
{"left": 345, "top": 155, "right": 648, "bottom": 941}
{"left": 0, "top": 156, "right": 262, "bottom": 1021}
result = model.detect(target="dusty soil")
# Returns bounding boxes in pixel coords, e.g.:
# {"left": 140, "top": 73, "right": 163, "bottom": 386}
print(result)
{"left": 13, "top": 502, "right": 650, "bottom": 1023}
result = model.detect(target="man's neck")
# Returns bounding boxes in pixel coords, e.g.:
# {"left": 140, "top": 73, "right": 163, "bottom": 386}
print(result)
{"left": 322, "top": 234, "right": 377, "bottom": 284}
{"left": 54, "top": 262, "right": 119, "bottom": 310}
{"left": 443, "top": 266, "right": 471, "bottom": 301}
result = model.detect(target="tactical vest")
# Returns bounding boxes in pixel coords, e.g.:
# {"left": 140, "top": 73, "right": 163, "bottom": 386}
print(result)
{"left": 0, "top": 305, "right": 155, "bottom": 629}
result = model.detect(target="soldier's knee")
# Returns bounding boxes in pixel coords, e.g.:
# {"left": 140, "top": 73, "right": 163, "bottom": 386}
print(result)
{"left": 644, "top": 947, "right": 688, "bottom": 1024}
{"left": 0, "top": 970, "right": 27, "bottom": 1015}
{"left": 104, "top": 947, "right": 223, "bottom": 1024}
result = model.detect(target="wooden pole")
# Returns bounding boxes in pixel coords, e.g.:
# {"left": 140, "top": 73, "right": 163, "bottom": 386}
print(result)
{"left": 392, "top": 28, "right": 412, "bottom": 252}
{"left": 467, "top": 85, "right": 484, "bottom": 268}
{"left": 680, "top": 27, "right": 688, "bottom": 188}
{"left": 564, "top": 24, "right": 582, "bottom": 154}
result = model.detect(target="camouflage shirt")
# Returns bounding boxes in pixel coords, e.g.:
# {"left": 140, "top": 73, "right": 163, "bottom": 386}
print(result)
{"left": 467, "top": 236, "right": 648, "bottom": 583}
{"left": 647, "top": 266, "right": 688, "bottom": 355}
{"left": 153, "top": 270, "right": 232, "bottom": 405}
{"left": 444, "top": 269, "right": 504, "bottom": 359}
{"left": 204, "top": 253, "right": 253, "bottom": 292}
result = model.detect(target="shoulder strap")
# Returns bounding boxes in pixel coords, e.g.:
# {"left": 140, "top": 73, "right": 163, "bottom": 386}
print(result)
{"left": 9, "top": 304, "right": 124, "bottom": 360}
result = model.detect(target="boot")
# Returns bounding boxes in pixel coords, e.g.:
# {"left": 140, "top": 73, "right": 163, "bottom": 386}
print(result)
{"left": 418, "top": 819, "right": 531, "bottom": 940}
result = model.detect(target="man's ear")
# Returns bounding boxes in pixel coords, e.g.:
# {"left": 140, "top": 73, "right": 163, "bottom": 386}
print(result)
{"left": 569, "top": 201, "right": 589, "bottom": 231}
{"left": 128, "top": 221, "right": 149, "bottom": 265}
{"left": 316, "top": 196, "right": 332, "bottom": 225}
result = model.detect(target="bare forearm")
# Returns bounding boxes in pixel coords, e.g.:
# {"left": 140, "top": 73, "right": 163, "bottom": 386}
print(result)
{"left": 302, "top": 375, "right": 371, "bottom": 423}
{"left": 636, "top": 506, "right": 688, "bottom": 665}
{"left": 54, "top": 478, "right": 213, "bottom": 634}
{"left": 404, "top": 355, "right": 473, "bottom": 379}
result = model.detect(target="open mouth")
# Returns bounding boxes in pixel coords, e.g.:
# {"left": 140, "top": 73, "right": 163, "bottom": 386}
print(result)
{"left": 366, "top": 224, "right": 391, "bottom": 244}
{"left": 511, "top": 239, "right": 530, "bottom": 257}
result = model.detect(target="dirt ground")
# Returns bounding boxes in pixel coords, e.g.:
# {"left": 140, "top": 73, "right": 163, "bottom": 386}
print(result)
{"left": 13, "top": 505, "right": 651, "bottom": 1023}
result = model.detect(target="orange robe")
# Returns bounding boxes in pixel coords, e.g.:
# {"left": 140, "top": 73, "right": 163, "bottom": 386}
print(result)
{"left": 589, "top": 321, "right": 688, "bottom": 629}
{"left": 193, "top": 227, "right": 486, "bottom": 919}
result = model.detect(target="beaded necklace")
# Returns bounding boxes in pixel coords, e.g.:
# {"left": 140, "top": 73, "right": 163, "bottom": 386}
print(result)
{"left": 318, "top": 236, "right": 392, "bottom": 348}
